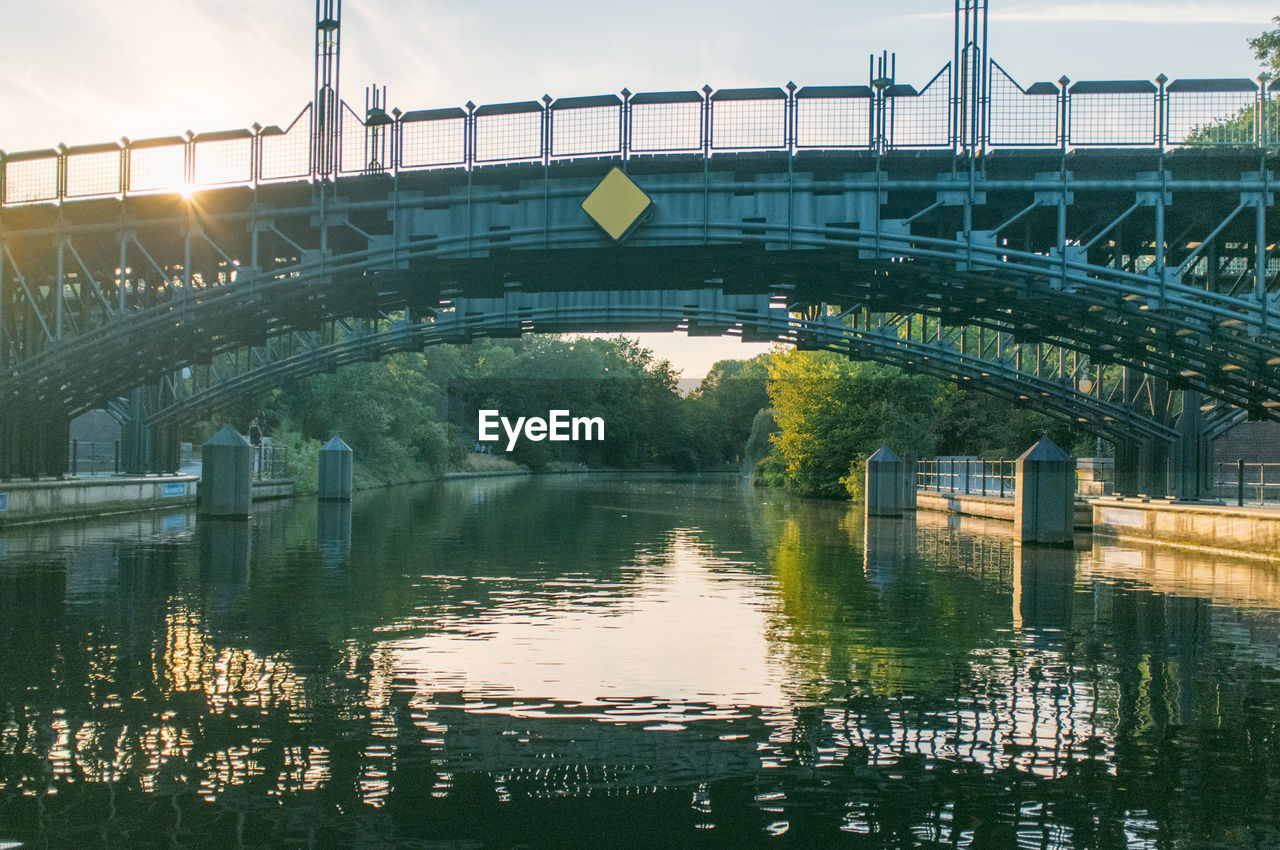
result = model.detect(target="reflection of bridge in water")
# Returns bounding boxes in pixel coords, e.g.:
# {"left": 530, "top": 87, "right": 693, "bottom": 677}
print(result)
{"left": 2, "top": 2, "right": 1279, "bottom": 496}
{"left": 5, "top": 479, "right": 1280, "bottom": 843}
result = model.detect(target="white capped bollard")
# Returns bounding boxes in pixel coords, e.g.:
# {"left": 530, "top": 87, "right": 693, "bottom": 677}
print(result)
{"left": 199, "top": 424, "right": 253, "bottom": 518}
{"left": 318, "top": 434, "right": 353, "bottom": 501}
{"left": 1014, "top": 436, "right": 1075, "bottom": 546}
{"left": 865, "top": 444, "right": 905, "bottom": 517}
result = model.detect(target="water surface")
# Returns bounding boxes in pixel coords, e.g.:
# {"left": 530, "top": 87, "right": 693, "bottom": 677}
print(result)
{"left": 2, "top": 475, "right": 1279, "bottom": 847}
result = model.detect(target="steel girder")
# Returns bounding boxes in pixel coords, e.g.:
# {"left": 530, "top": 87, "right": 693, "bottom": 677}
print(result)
{"left": 142, "top": 290, "right": 1180, "bottom": 447}
{"left": 0, "top": 150, "right": 1275, "bottom": 479}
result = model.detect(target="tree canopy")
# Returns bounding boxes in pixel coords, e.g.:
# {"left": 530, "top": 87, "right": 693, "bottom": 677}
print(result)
{"left": 1250, "top": 17, "right": 1280, "bottom": 77}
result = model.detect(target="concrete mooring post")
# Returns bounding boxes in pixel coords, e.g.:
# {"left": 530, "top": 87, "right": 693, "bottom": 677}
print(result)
{"left": 901, "top": 450, "right": 918, "bottom": 511}
{"left": 1014, "top": 436, "right": 1075, "bottom": 546}
{"left": 199, "top": 424, "right": 253, "bottom": 518}
{"left": 318, "top": 434, "right": 353, "bottom": 501}
{"left": 865, "top": 444, "right": 905, "bottom": 517}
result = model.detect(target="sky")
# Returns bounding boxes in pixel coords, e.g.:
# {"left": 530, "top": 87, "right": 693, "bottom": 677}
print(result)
{"left": 2, "top": 0, "right": 1273, "bottom": 378}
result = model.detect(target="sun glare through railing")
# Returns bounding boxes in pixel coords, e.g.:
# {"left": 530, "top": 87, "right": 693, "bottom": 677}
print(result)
{"left": 0, "top": 64, "right": 1274, "bottom": 207}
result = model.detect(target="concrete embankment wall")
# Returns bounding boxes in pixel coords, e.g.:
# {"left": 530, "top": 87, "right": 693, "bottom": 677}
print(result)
{"left": 252, "top": 478, "right": 295, "bottom": 500}
{"left": 1092, "top": 497, "right": 1280, "bottom": 560}
{"left": 0, "top": 475, "right": 198, "bottom": 527}
{"left": 0, "top": 474, "right": 295, "bottom": 528}
{"left": 917, "top": 492, "right": 1093, "bottom": 530}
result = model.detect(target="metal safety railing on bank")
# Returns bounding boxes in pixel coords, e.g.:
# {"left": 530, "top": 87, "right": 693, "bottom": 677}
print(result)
{"left": 66, "top": 440, "right": 122, "bottom": 476}
{"left": 917, "top": 457, "right": 1017, "bottom": 498}
{"left": 1215, "top": 460, "right": 1280, "bottom": 506}
{"left": 3, "top": 61, "right": 1277, "bottom": 206}
{"left": 254, "top": 444, "right": 288, "bottom": 480}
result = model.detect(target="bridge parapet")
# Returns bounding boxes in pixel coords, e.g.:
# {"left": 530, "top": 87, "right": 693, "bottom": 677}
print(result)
{"left": 2, "top": 65, "right": 1274, "bottom": 207}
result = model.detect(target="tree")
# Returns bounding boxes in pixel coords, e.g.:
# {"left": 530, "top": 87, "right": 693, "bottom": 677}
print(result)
{"left": 686, "top": 355, "right": 771, "bottom": 464}
{"left": 766, "top": 351, "right": 937, "bottom": 498}
{"left": 1250, "top": 17, "right": 1280, "bottom": 77}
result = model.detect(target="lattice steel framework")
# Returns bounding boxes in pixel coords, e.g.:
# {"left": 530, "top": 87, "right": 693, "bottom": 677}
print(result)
{"left": 1, "top": 6, "right": 1277, "bottom": 494}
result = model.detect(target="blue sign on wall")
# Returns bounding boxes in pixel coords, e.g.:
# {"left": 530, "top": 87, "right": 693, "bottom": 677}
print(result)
{"left": 162, "top": 482, "right": 187, "bottom": 498}
{"left": 0, "top": 493, "right": 7, "bottom": 512}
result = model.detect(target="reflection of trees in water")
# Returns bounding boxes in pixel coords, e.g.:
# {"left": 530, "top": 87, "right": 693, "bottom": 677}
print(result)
{"left": 4, "top": 480, "right": 1280, "bottom": 845}
{"left": 755, "top": 504, "right": 1280, "bottom": 846}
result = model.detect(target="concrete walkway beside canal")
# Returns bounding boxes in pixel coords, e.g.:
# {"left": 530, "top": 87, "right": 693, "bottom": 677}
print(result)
{"left": 916, "top": 487, "right": 1280, "bottom": 561}
{"left": 1091, "top": 497, "right": 1280, "bottom": 561}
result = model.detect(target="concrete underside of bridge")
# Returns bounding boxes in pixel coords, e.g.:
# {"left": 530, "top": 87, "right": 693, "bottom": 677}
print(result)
{"left": 2, "top": 149, "right": 1278, "bottom": 496}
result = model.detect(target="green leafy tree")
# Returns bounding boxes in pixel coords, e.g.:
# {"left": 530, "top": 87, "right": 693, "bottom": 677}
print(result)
{"left": 766, "top": 351, "right": 937, "bottom": 498}
{"left": 1182, "top": 18, "right": 1280, "bottom": 146}
{"left": 1250, "top": 17, "right": 1280, "bottom": 76}
{"left": 686, "top": 354, "right": 771, "bottom": 464}
{"left": 446, "top": 335, "right": 690, "bottom": 470}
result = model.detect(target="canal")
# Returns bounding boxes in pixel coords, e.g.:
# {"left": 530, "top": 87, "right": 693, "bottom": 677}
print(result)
{"left": 2, "top": 474, "right": 1279, "bottom": 846}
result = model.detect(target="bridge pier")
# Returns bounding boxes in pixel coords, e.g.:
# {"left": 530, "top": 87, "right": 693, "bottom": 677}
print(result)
{"left": 1169, "top": 393, "right": 1215, "bottom": 501}
{"left": 0, "top": 403, "right": 71, "bottom": 480}
{"left": 1113, "top": 412, "right": 1214, "bottom": 501}
{"left": 120, "top": 388, "right": 181, "bottom": 475}
{"left": 1114, "top": 439, "right": 1166, "bottom": 498}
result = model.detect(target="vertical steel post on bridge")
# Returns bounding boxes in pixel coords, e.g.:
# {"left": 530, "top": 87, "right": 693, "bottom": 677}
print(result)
{"left": 953, "top": 0, "right": 988, "bottom": 156}
{"left": 313, "top": 0, "right": 342, "bottom": 180}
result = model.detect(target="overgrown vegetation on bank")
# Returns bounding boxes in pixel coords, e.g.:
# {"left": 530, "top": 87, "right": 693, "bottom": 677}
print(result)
{"left": 186, "top": 338, "right": 1090, "bottom": 499}
{"left": 186, "top": 337, "right": 767, "bottom": 492}
{"left": 755, "top": 350, "right": 1091, "bottom": 499}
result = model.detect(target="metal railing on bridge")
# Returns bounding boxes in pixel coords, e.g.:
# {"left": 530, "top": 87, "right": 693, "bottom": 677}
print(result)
{"left": 3, "top": 63, "right": 1275, "bottom": 206}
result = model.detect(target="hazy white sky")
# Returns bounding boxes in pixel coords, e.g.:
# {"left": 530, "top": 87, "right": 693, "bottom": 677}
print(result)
{"left": 2, "top": 1, "right": 1271, "bottom": 376}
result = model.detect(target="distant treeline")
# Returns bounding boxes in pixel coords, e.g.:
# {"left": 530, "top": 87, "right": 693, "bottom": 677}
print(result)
{"left": 190, "top": 337, "right": 1089, "bottom": 498}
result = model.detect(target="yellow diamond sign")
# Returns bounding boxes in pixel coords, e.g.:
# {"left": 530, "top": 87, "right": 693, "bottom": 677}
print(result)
{"left": 581, "top": 167, "right": 653, "bottom": 242}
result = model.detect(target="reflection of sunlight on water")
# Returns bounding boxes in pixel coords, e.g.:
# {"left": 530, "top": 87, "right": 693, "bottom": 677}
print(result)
{"left": 10, "top": 480, "right": 1280, "bottom": 845}
{"left": 1085, "top": 542, "right": 1280, "bottom": 614}
{"left": 390, "top": 527, "right": 786, "bottom": 717}
{"left": 164, "top": 607, "right": 305, "bottom": 713}
{"left": 269, "top": 746, "right": 330, "bottom": 796}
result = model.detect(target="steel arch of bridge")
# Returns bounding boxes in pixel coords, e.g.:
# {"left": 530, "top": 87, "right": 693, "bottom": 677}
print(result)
{"left": 2, "top": 7, "right": 1278, "bottom": 491}
{"left": 5, "top": 165, "right": 1276, "bottom": 401}
{"left": 141, "top": 293, "right": 1191, "bottom": 447}
{"left": 0, "top": 147, "right": 1276, "bottom": 493}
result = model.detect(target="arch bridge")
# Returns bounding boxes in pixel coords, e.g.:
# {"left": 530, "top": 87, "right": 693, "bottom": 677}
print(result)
{"left": 1, "top": 1, "right": 1277, "bottom": 497}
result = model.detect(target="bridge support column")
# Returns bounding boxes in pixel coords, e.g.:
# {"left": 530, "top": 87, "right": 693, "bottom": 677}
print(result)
{"left": 120, "top": 388, "right": 180, "bottom": 474}
{"left": 1113, "top": 437, "right": 1171, "bottom": 497}
{"left": 0, "top": 402, "right": 71, "bottom": 480}
{"left": 318, "top": 434, "right": 353, "bottom": 501}
{"left": 1169, "top": 392, "right": 1214, "bottom": 501}
{"left": 1014, "top": 436, "right": 1074, "bottom": 546}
